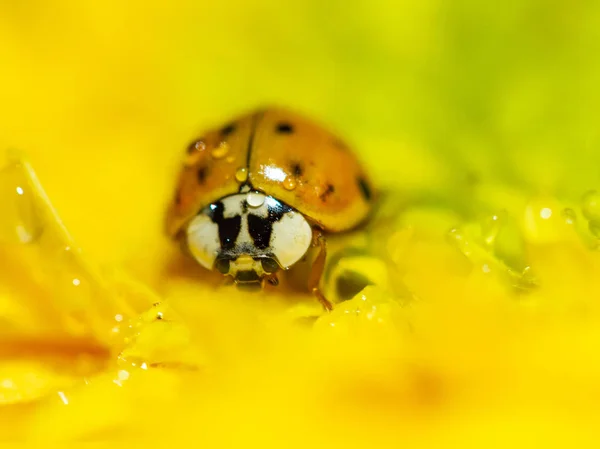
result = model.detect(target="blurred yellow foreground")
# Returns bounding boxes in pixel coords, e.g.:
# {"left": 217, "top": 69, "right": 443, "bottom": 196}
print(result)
{"left": 2, "top": 0, "right": 600, "bottom": 446}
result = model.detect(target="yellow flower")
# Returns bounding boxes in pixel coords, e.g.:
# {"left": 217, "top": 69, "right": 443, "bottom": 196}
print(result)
{"left": 2, "top": 1, "right": 600, "bottom": 446}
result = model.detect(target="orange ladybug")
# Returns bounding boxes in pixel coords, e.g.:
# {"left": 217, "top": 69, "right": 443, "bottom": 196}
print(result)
{"left": 166, "top": 107, "right": 374, "bottom": 310}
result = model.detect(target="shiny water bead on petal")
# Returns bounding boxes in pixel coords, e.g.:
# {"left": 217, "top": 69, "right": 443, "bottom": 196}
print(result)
{"left": 446, "top": 228, "right": 473, "bottom": 257}
{"left": 562, "top": 208, "right": 577, "bottom": 225}
{"left": 540, "top": 207, "right": 552, "bottom": 219}
{"left": 523, "top": 199, "right": 566, "bottom": 244}
{"left": 481, "top": 212, "right": 505, "bottom": 247}
{"left": 0, "top": 162, "right": 43, "bottom": 244}
{"left": 313, "top": 286, "right": 407, "bottom": 341}
{"left": 582, "top": 190, "right": 600, "bottom": 222}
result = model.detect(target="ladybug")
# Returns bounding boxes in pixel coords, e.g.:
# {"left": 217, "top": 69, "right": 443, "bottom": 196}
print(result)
{"left": 166, "top": 107, "right": 375, "bottom": 310}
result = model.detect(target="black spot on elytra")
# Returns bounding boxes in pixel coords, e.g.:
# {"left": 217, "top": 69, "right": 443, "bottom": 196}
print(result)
{"left": 275, "top": 122, "right": 294, "bottom": 134}
{"left": 220, "top": 123, "right": 236, "bottom": 137}
{"left": 291, "top": 162, "right": 303, "bottom": 177}
{"left": 332, "top": 139, "right": 348, "bottom": 150}
{"left": 320, "top": 184, "right": 335, "bottom": 202}
{"left": 197, "top": 166, "right": 209, "bottom": 184}
{"left": 207, "top": 201, "right": 241, "bottom": 251}
{"left": 357, "top": 177, "right": 372, "bottom": 201}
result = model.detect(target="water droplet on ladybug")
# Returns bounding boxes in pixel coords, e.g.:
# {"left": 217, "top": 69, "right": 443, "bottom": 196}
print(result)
{"left": 283, "top": 176, "right": 297, "bottom": 190}
{"left": 185, "top": 141, "right": 206, "bottom": 166}
{"left": 190, "top": 141, "right": 206, "bottom": 153}
{"left": 247, "top": 192, "right": 265, "bottom": 207}
{"left": 235, "top": 167, "right": 248, "bottom": 183}
{"left": 211, "top": 142, "right": 229, "bottom": 159}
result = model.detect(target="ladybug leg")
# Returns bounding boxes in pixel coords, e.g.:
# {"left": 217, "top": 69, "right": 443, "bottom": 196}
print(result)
{"left": 263, "top": 274, "right": 279, "bottom": 287}
{"left": 308, "top": 230, "right": 334, "bottom": 312}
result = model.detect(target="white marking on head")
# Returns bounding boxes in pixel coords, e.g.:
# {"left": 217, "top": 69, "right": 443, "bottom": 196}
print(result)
{"left": 185, "top": 192, "right": 313, "bottom": 276}
{"left": 271, "top": 212, "right": 312, "bottom": 268}
{"left": 186, "top": 214, "right": 220, "bottom": 270}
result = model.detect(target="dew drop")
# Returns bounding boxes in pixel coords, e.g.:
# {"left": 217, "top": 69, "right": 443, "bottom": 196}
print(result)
{"left": 283, "top": 176, "right": 297, "bottom": 190}
{"left": 523, "top": 266, "right": 537, "bottom": 283}
{"left": 235, "top": 167, "right": 248, "bottom": 183}
{"left": 481, "top": 212, "right": 505, "bottom": 247}
{"left": 184, "top": 141, "right": 206, "bottom": 166}
{"left": 582, "top": 190, "right": 600, "bottom": 221}
{"left": 446, "top": 227, "right": 472, "bottom": 257}
{"left": 446, "top": 227, "right": 460, "bottom": 243}
{"left": 513, "top": 266, "right": 538, "bottom": 291}
{"left": 540, "top": 207, "right": 552, "bottom": 219}
{"left": 562, "top": 208, "right": 576, "bottom": 225}
{"left": 0, "top": 163, "right": 43, "bottom": 244}
{"left": 211, "top": 142, "right": 229, "bottom": 159}
{"left": 190, "top": 140, "right": 206, "bottom": 153}
{"left": 247, "top": 192, "right": 265, "bottom": 207}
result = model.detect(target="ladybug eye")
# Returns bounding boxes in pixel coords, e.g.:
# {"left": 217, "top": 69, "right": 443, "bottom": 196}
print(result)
{"left": 215, "top": 258, "right": 231, "bottom": 274}
{"left": 261, "top": 257, "right": 279, "bottom": 273}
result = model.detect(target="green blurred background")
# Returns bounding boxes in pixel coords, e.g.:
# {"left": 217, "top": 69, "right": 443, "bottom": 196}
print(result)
{"left": 1, "top": 0, "right": 599, "bottom": 275}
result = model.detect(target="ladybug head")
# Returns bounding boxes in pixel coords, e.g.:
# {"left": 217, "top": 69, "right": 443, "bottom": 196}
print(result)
{"left": 185, "top": 192, "right": 313, "bottom": 286}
